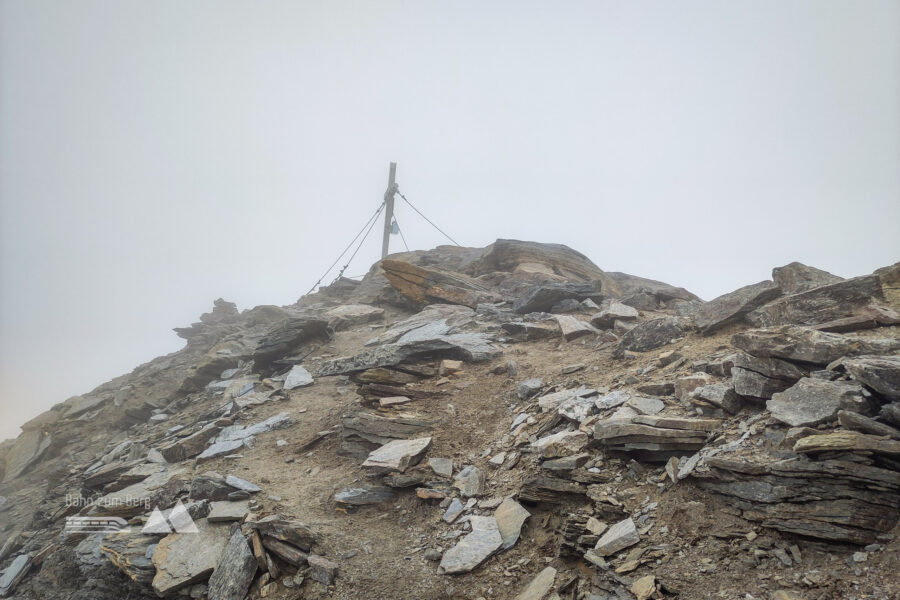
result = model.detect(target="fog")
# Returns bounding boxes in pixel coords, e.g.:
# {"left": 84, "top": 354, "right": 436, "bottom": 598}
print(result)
{"left": 1, "top": 1, "right": 898, "bottom": 441}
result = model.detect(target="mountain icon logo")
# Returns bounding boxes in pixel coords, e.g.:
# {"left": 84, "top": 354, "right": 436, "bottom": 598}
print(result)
{"left": 141, "top": 500, "right": 198, "bottom": 534}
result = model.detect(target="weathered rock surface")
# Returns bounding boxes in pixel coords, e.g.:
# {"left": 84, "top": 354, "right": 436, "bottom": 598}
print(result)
{"left": 747, "top": 275, "right": 900, "bottom": 331}
{"left": 2, "top": 430, "right": 52, "bottom": 482}
{"left": 494, "top": 498, "right": 530, "bottom": 550}
{"left": 0, "top": 554, "right": 32, "bottom": 597}
{"left": 513, "top": 281, "right": 604, "bottom": 314}
{"left": 361, "top": 437, "right": 432, "bottom": 472}
{"left": 340, "top": 410, "right": 432, "bottom": 460}
{"left": 694, "top": 280, "right": 782, "bottom": 334}
{"left": 381, "top": 259, "right": 500, "bottom": 308}
{"left": 206, "top": 529, "right": 257, "bottom": 600}
{"left": 613, "top": 317, "right": 684, "bottom": 357}
{"left": 514, "top": 566, "right": 556, "bottom": 600}
{"left": 151, "top": 519, "right": 231, "bottom": 595}
{"left": 325, "top": 304, "right": 384, "bottom": 330}
{"left": 731, "top": 353, "right": 806, "bottom": 399}
{"left": 772, "top": 262, "right": 844, "bottom": 294}
{"left": 99, "top": 530, "right": 157, "bottom": 584}
{"left": 767, "top": 378, "right": 871, "bottom": 427}
{"left": 841, "top": 355, "right": 900, "bottom": 400}
{"left": 594, "top": 518, "right": 639, "bottom": 556}
{"left": 283, "top": 365, "right": 314, "bottom": 389}
{"left": 732, "top": 326, "right": 900, "bottom": 365}
{"left": 439, "top": 515, "right": 503, "bottom": 574}
{"left": 590, "top": 301, "right": 639, "bottom": 328}
{"left": 554, "top": 315, "right": 599, "bottom": 341}
{"left": 454, "top": 465, "right": 486, "bottom": 497}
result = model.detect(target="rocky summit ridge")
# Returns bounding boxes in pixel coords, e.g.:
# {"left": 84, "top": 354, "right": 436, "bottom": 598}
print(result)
{"left": 1, "top": 238, "right": 899, "bottom": 600}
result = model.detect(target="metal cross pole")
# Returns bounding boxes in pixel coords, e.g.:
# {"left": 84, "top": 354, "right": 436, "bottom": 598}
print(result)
{"left": 380, "top": 162, "right": 398, "bottom": 259}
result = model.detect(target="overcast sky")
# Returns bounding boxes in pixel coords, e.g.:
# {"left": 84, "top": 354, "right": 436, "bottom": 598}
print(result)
{"left": 1, "top": 1, "right": 898, "bottom": 441}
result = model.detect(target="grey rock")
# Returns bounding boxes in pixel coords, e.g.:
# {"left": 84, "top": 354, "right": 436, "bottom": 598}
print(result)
{"left": 550, "top": 298, "right": 584, "bottom": 313}
{"left": 590, "top": 302, "right": 639, "bottom": 328}
{"left": 517, "top": 378, "right": 543, "bottom": 400}
{"left": 532, "top": 430, "right": 589, "bottom": 458}
{"left": 207, "top": 500, "right": 250, "bottom": 523}
{"left": 333, "top": 485, "right": 395, "bottom": 506}
{"left": 424, "top": 549, "right": 442, "bottom": 561}
{"left": 189, "top": 472, "right": 233, "bottom": 501}
{"left": 225, "top": 474, "right": 261, "bottom": 493}
{"left": 151, "top": 519, "right": 231, "bottom": 596}
{"left": 428, "top": 457, "right": 453, "bottom": 478}
{"left": 308, "top": 554, "right": 339, "bottom": 586}
{"left": 2, "top": 430, "right": 53, "bottom": 482}
{"left": 732, "top": 326, "right": 900, "bottom": 365}
{"left": 767, "top": 378, "right": 871, "bottom": 427}
{"left": 207, "top": 529, "right": 257, "bottom": 600}
{"left": 439, "top": 515, "right": 503, "bottom": 574}
{"left": 594, "top": 517, "right": 639, "bottom": 556}
{"left": 692, "top": 382, "right": 743, "bottom": 414}
{"left": 453, "top": 465, "right": 486, "bottom": 497}
{"left": 0, "top": 554, "right": 32, "bottom": 596}
{"left": 838, "top": 411, "right": 900, "bottom": 440}
{"left": 747, "top": 275, "right": 899, "bottom": 331}
{"left": 513, "top": 281, "right": 604, "bottom": 314}
{"left": 541, "top": 453, "right": 590, "bottom": 472}
{"left": 613, "top": 317, "right": 684, "bottom": 357}
{"left": 554, "top": 315, "right": 600, "bottom": 341}
{"left": 493, "top": 498, "right": 530, "bottom": 550}
{"left": 694, "top": 280, "right": 782, "bottom": 334}
{"left": 625, "top": 395, "right": 665, "bottom": 415}
{"left": 731, "top": 353, "right": 806, "bottom": 399}
{"left": 283, "top": 365, "right": 314, "bottom": 389}
{"left": 325, "top": 304, "right": 384, "bottom": 330}
{"left": 197, "top": 440, "right": 245, "bottom": 461}
{"left": 227, "top": 490, "right": 251, "bottom": 501}
{"left": 841, "top": 355, "right": 900, "bottom": 400}
{"left": 772, "top": 262, "right": 844, "bottom": 295}
{"left": 515, "top": 566, "right": 557, "bottom": 600}
{"left": 442, "top": 498, "right": 465, "bottom": 523}
{"left": 361, "top": 437, "right": 432, "bottom": 473}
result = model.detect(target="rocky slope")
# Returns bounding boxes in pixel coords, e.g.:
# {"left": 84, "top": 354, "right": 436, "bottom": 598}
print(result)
{"left": 1, "top": 239, "right": 899, "bottom": 600}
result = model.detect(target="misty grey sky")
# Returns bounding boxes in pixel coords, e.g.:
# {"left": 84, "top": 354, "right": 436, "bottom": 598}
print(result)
{"left": 1, "top": 1, "right": 898, "bottom": 441}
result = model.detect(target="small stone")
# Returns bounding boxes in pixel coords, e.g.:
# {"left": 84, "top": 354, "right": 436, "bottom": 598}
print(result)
{"left": 424, "top": 549, "right": 442, "bottom": 561}
{"left": 225, "top": 475, "right": 262, "bottom": 493}
{"left": 428, "top": 457, "right": 453, "bottom": 478}
{"left": 514, "top": 566, "right": 556, "bottom": 600}
{"left": 283, "top": 365, "right": 315, "bottom": 390}
{"left": 362, "top": 437, "right": 432, "bottom": 473}
{"left": 594, "top": 518, "right": 639, "bottom": 557}
{"left": 852, "top": 551, "right": 868, "bottom": 562}
{"left": 518, "top": 378, "right": 543, "bottom": 400}
{"left": 630, "top": 575, "right": 657, "bottom": 600}
{"left": 442, "top": 498, "right": 465, "bottom": 523}
{"left": 453, "top": 465, "right": 486, "bottom": 497}
{"left": 561, "top": 363, "right": 585, "bottom": 374}
{"left": 308, "top": 554, "right": 339, "bottom": 585}
{"left": 585, "top": 517, "right": 607, "bottom": 536}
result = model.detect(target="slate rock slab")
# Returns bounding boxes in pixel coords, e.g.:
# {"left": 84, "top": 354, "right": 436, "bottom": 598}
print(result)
{"left": 772, "top": 262, "right": 844, "bottom": 294}
{"left": 207, "top": 529, "right": 257, "bottom": 600}
{"left": 151, "top": 519, "right": 231, "bottom": 596}
{"left": 731, "top": 353, "right": 805, "bottom": 399}
{"left": 283, "top": 365, "right": 314, "bottom": 390}
{"left": 494, "top": 498, "right": 530, "bottom": 550}
{"left": 841, "top": 355, "right": 900, "bottom": 400}
{"left": 439, "top": 515, "right": 503, "bottom": 574}
{"left": 361, "top": 437, "right": 432, "bottom": 473}
{"left": 594, "top": 517, "right": 639, "bottom": 556}
{"left": 613, "top": 317, "right": 684, "bottom": 357}
{"left": 768, "top": 378, "right": 871, "bottom": 427}
{"left": 732, "top": 326, "right": 900, "bottom": 365}
{"left": 694, "top": 280, "right": 782, "bottom": 334}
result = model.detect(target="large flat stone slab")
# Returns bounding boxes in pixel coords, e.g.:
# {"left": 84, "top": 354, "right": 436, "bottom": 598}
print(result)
{"left": 694, "top": 280, "right": 782, "bottom": 334}
{"left": 767, "top": 378, "right": 870, "bottom": 427}
{"left": 439, "top": 515, "right": 503, "bottom": 574}
{"left": 151, "top": 518, "right": 231, "bottom": 595}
